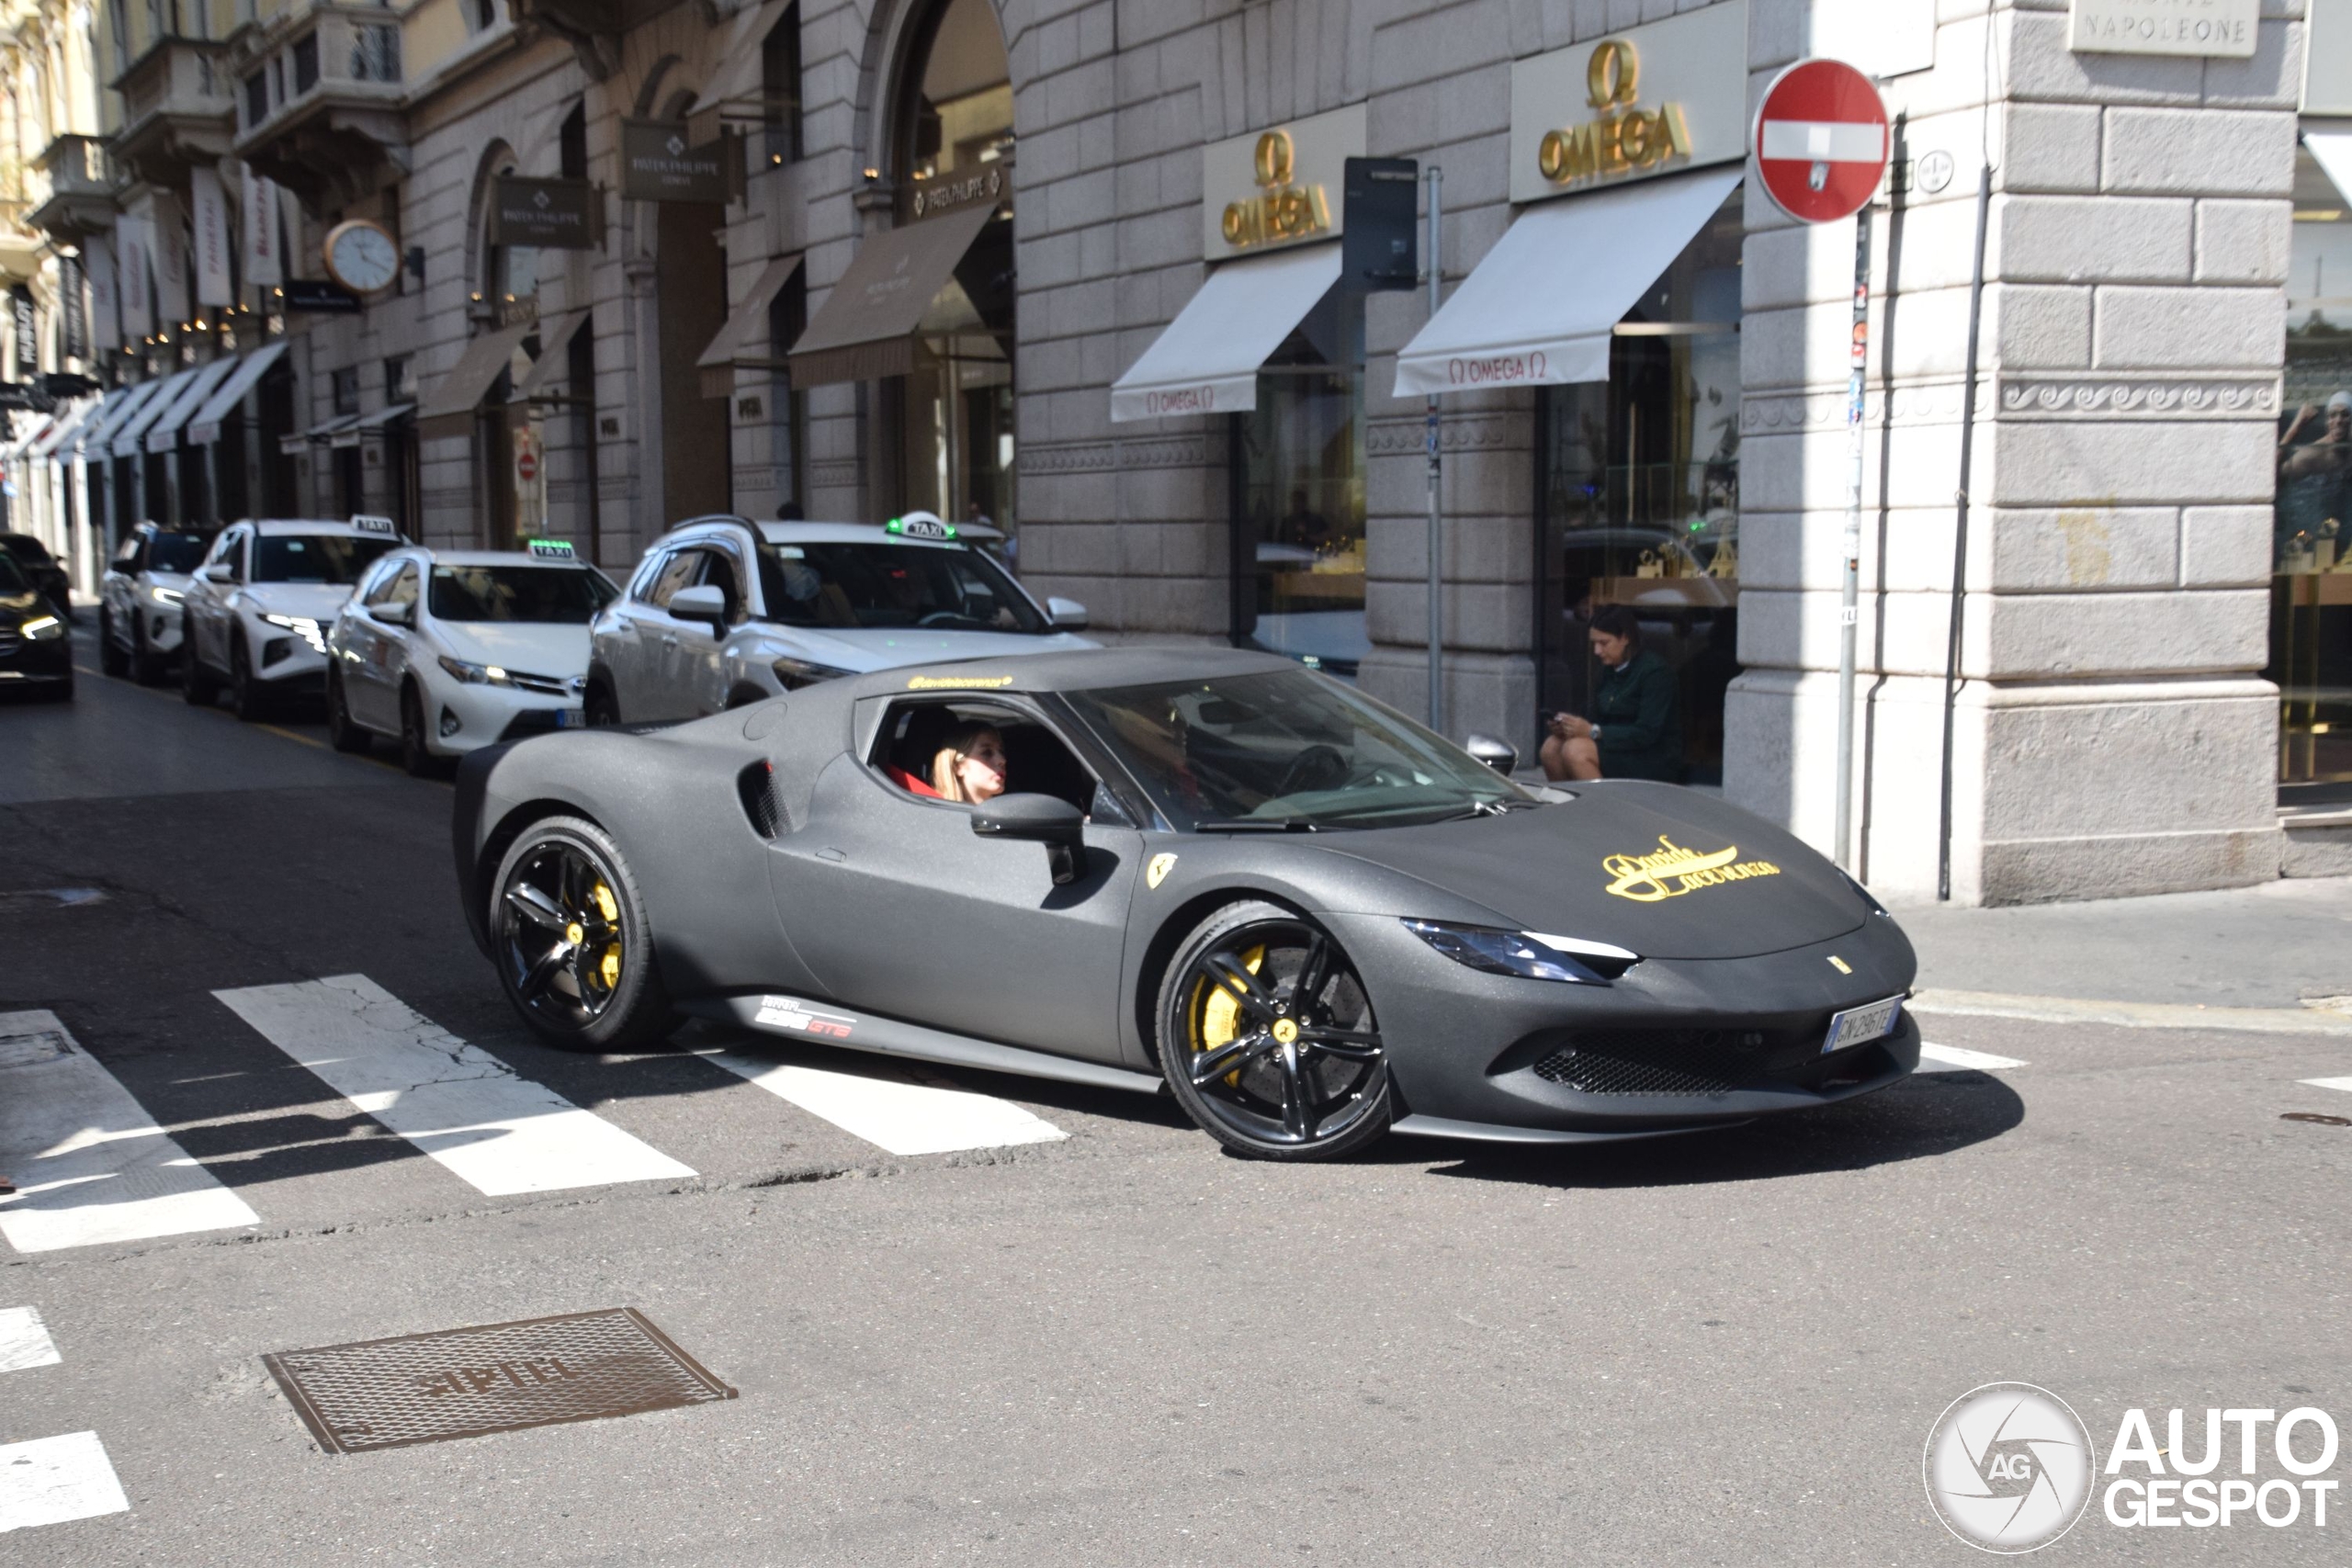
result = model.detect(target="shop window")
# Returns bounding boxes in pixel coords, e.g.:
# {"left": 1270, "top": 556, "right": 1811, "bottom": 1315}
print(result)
{"left": 2276, "top": 145, "right": 2352, "bottom": 793}
{"left": 1536, "top": 183, "right": 1743, "bottom": 781}
{"left": 1233, "top": 285, "right": 1367, "bottom": 675}
{"left": 763, "top": 5, "right": 803, "bottom": 167}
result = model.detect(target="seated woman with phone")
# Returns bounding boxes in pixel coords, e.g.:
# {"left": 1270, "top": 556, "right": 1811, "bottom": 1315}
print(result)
{"left": 1540, "top": 604, "right": 1683, "bottom": 784}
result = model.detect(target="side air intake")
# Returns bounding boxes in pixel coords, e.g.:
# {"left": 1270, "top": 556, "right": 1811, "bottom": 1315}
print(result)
{"left": 737, "top": 761, "right": 784, "bottom": 838}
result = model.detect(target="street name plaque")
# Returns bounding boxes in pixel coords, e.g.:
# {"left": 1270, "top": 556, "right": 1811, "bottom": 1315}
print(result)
{"left": 262, "top": 1306, "right": 736, "bottom": 1453}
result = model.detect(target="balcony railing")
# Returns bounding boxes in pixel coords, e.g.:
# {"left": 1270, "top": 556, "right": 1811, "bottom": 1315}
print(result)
{"left": 231, "top": 6, "right": 412, "bottom": 205}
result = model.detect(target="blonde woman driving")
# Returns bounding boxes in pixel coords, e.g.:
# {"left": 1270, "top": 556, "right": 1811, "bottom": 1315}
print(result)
{"left": 931, "top": 721, "right": 1009, "bottom": 804}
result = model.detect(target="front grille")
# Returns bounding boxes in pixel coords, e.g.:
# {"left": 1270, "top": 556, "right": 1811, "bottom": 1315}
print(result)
{"left": 1531, "top": 1023, "right": 1831, "bottom": 1097}
{"left": 0, "top": 629, "right": 19, "bottom": 655}
{"left": 503, "top": 671, "right": 571, "bottom": 697}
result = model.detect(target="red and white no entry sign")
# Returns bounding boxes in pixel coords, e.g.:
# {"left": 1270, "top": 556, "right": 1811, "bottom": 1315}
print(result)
{"left": 1751, "top": 58, "right": 1890, "bottom": 224}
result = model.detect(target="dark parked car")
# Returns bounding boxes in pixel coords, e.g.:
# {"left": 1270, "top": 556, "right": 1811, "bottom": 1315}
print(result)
{"left": 0, "top": 532, "right": 72, "bottom": 622}
{"left": 0, "top": 548, "right": 73, "bottom": 700}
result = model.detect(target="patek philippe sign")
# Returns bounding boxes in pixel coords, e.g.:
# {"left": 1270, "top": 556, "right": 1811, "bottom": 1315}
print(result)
{"left": 2070, "top": 0, "right": 2257, "bottom": 59}
{"left": 490, "top": 175, "right": 602, "bottom": 249}
{"left": 910, "top": 162, "right": 1007, "bottom": 220}
{"left": 1202, "top": 103, "right": 1366, "bottom": 262}
{"left": 1508, "top": 0, "right": 1747, "bottom": 206}
{"left": 618, "top": 120, "right": 740, "bottom": 204}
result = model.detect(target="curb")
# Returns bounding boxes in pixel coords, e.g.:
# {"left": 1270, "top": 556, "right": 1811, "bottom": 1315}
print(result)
{"left": 1910, "top": 988, "right": 2352, "bottom": 1038}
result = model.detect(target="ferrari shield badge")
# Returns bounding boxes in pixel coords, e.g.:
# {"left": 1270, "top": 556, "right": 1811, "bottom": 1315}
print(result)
{"left": 1147, "top": 852, "right": 1177, "bottom": 890}
{"left": 1602, "top": 836, "right": 1781, "bottom": 902}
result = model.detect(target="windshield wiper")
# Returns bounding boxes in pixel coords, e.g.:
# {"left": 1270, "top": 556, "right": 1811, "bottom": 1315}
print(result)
{"left": 1193, "top": 818, "right": 1325, "bottom": 833}
{"left": 1430, "top": 798, "right": 1539, "bottom": 824}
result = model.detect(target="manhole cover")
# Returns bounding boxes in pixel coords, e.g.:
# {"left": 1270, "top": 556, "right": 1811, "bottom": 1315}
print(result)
{"left": 262, "top": 1307, "right": 735, "bottom": 1454}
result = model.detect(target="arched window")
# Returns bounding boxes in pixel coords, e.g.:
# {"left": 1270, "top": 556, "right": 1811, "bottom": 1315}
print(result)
{"left": 894, "top": 0, "right": 1012, "bottom": 203}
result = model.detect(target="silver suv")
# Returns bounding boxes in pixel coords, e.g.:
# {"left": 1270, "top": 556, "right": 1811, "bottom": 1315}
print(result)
{"left": 586, "top": 513, "right": 1094, "bottom": 723}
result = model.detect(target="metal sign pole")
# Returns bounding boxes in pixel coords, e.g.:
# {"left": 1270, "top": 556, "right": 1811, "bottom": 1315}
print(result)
{"left": 1424, "top": 165, "right": 1443, "bottom": 733}
{"left": 1834, "top": 198, "right": 1873, "bottom": 871}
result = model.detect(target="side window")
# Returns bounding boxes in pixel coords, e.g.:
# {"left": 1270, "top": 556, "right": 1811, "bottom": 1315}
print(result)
{"left": 643, "top": 550, "right": 701, "bottom": 610}
{"left": 384, "top": 564, "right": 420, "bottom": 609}
{"left": 215, "top": 530, "right": 246, "bottom": 581}
{"left": 697, "top": 545, "right": 750, "bottom": 621}
{"left": 869, "top": 700, "right": 1106, "bottom": 816}
{"left": 361, "top": 560, "right": 406, "bottom": 606}
{"left": 113, "top": 534, "right": 142, "bottom": 569}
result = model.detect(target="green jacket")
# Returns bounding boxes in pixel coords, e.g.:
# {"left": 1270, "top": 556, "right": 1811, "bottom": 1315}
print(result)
{"left": 1592, "top": 649, "right": 1683, "bottom": 783}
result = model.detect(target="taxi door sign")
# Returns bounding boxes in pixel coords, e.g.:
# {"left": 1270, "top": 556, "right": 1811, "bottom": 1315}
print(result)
{"left": 527, "top": 538, "right": 576, "bottom": 559}
{"left": 351, "top": 514, "right": 400, "bottom": 536}
{"left": 1750, "top": 59, "right": 1889, "bottom": 224}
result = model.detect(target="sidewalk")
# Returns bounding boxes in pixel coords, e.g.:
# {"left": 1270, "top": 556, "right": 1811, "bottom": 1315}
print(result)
{"left": 1893, "top": 875, "right": 2352, "bottom": 1032}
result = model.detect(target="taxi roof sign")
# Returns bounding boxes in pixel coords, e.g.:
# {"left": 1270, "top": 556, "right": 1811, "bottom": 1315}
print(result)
{"left": 350, "top": 514, "right": 400, "bottom": 536}
{"left": 527, "top": 538, "right": 578, "bottom": 558}
{"left": 886, "top": 513, "right": 956, "bottom": 541}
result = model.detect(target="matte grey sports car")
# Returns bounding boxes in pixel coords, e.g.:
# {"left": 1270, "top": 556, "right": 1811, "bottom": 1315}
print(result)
{"left": 453, "top": 649, "right": 1918, "bottom": 1161}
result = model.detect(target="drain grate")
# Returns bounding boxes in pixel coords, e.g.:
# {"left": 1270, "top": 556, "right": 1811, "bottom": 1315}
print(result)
{"left": 262, "top": 1307, "right": 736, "bottom": 1454}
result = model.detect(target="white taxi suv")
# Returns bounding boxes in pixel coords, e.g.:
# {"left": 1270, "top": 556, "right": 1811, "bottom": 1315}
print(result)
{"left": 183, "top": 516, "right": 403, "bottom": 720}
{"left": 586, "top": 512, "right": 1093, "bottom": 724}
{"left": 99, "top": 522, "right": 213, "bottom": 685}
{"left": 325, "top": 539, "right": 618, "bottom": 775}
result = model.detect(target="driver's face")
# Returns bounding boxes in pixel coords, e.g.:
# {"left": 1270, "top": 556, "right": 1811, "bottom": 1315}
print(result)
{"left": 956, "top": 733, "right": 1008, "bottom": 802}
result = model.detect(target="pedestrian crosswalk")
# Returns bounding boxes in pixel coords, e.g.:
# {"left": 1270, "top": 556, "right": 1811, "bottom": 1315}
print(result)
{"left": 0, "top": 1307, "right": 130, "bottom": 1537}
{"left": 1, "top": 976, "right": 1073, "bottom": 1258}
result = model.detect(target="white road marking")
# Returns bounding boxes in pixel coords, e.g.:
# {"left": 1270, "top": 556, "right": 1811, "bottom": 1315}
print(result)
{"left": 1919, "top": 1043, "right": 2028, "bottom": 1072}
{"left": 0, "top": 1431, "right": 130, "bottom": 1534}
{"left": 212, "top": 976, "right": 694, "bottom": 1197}
{"left": 0, "top": 1306, "right": 62, "bottom": 1373}
{"left": 2299, "top": 1077, "right": 2352, "bottom": 1094}
{"left": 693, "top": 1045, "right": 1066, "bottom": 1156}
{"left": 0, "top": 1010, "right": 261, "bottom": 1255}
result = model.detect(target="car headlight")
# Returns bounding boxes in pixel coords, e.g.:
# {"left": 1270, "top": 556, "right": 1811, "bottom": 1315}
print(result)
{"left": 1401, "top": 919, "right": 1638, "bottom": 985}
{"left": 19, "top": 614, "right": 63, "bottom": 641}
{"left": 772, "top": 655, "right": 854, "bottom": 689}
{"left": 148, "top": 585, "right": 184, "bottom": 606}
{"left": 259, "top": 614, "right": 326, "bottom": 652}
{"left": 437, "top": 655, "right": 516, "bottom": 687}
{"left": 1839, "top": 870, "right": 1889, "bottom": 916}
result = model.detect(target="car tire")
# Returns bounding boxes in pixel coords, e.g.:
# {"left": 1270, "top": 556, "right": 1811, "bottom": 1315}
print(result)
{"left": 399, "top": 683, "right": 445, "bottom": 778}
{"left": 180, "top": 615, "right": 218, "bottom": 706}
{"left": 229, "top": 636, "right": 268, "bottom": 722}
{"left": 583, "top": 681, "right": 619, "bottom": 728}
{"left": 327, "top": 669, "right": 371, "bottom": 753}
{"left": 130, "top": 614, "right": 164, "bottom": 686}
{"left": 98, "top": 607, "right": 128, "bottom": 677}
{"left": 488, "top": 814, "right": 675, "bottom": 1053}
{"left": 1154, "top": 900, "right": 1393, "bottom": 1162}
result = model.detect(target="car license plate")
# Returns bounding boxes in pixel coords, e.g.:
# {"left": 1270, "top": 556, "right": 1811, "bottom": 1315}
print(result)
{"left": 1823, "top": 995, "right": 1903, "bottom": 1055}
{"left": 554, "top": 708, "right": 589, "bottom": 729}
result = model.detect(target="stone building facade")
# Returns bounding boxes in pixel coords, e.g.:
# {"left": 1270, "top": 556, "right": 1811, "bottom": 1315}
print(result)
{"left": 10, "top": 0, "right": 2343, "bottom": 905}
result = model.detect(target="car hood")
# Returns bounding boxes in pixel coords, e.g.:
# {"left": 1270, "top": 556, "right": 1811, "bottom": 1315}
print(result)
{"left": 1317, "top": 784, "right": 1871, "bottom": 961}
{"left": 433, "top": 620, "right": 593, "bottom": 679}
{"left": 766, "top": 625, "right": 1099, "bottom": 670}
{"left": 239, "top": 583, "right": 355, "bottom": 621}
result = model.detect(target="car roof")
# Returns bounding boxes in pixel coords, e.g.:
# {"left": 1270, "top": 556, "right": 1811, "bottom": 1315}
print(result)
{"left": 390, "top": 547, "right": 605, "bottom": 569}
{"left": 235, "top": 518, "right": 396, "bottom": 537}
{"left": 661, "top": 514, "right": 1006, "bottom": 548}
{"left": 825, "top": 646, "right": 1300, "bottom": 700}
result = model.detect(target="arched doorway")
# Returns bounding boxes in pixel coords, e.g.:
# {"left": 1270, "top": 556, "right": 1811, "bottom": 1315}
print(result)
{"left": 888, "top": 0, "right": 1014, "bottom": 533}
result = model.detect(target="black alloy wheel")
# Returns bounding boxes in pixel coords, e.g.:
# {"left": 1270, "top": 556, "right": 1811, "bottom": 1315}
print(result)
{"left": 98, "top": 607, "right": 128, "bottom": 677}
{"left": 326, "top": 668, "right": 371, "bottom": 753}
{"left": 180, "top": 614, "right": 217, "bottom": 705}
{"left": 1156, "top": 900, "right": 1393, "bottom": 1161}
{"left": 489, "top": 815, "right": 673, "bottom": 1052}
{"left": 229, "top": 636, "right": 267, "bottom": 721}
{"left": 130, "top": 613, "right": 164, "bottom": 686}
{"left": 399, "top": 683, "right": 443, "bottom": 777}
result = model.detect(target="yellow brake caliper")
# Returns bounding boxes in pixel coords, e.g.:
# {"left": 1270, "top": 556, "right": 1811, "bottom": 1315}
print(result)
{"left": 1196, "top": 945, "right": 1266, "bottom": 1087}
{"left": 594, "top": 883, "right": 621, "bottom": 990}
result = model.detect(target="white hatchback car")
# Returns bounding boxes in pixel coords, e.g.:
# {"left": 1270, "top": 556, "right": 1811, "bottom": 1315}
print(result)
{"left": 325, "top": 541, "right": 618, "bottom": 774}
{"left": 182, "top": 516, "right": 404, "bottom": 719}
{"left": 99, "top": 522, "right": 213, "bottom": 685}
{"left": 586, "top": 513, "right": 1094, "bottom": 724}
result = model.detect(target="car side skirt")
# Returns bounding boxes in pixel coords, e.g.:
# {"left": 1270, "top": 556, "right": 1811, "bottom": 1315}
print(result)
{"left": 1387, "top": 1114, "right": 1736, "bottom": 1146}
{"left": 680, "top": 992, "right": 1167, "bottom": 1097}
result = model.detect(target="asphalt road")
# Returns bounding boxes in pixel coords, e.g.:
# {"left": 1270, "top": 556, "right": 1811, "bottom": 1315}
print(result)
{"left": 4, "top": 626, "right": 2349, "bottom": 1565}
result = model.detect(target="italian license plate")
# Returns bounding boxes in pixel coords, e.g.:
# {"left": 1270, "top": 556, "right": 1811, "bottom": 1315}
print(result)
{"left": 1823, "top": 995, "right": 1903, "bottom": 1055}
{"left": 554, "top": 708, "right": 589, "bottom": 729}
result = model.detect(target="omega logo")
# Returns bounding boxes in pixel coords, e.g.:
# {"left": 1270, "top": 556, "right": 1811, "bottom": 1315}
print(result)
{"left": 1587, "top": 39, "right": 1638, "bottom": 110}
{"left": 1538, "top": 36, "right": 1693, "bottom": 189}
{"left": 1252, "top": 130, "right": 1295, "bottom": 186}
{"left": 1222, "top": 127, "right": 1330, "bottom": 250}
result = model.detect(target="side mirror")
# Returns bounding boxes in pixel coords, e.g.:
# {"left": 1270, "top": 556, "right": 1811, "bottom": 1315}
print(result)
{"left": 201, "top": 562, "right": 234, "bottom": 584}
{"left": 372, "top": 599, "right": 413, "bottom": 626}
{"left": 1464, "top": 733, "right": 1520, "bottom": 774}
{"left": 970, "top": 792, "right": 1087, "bottom": 886}
{"left": 669, "top": 582, "right": 729, "bottom": 630}
{"left": 1046, "top": 596, "right": 1089, "bottom": 631}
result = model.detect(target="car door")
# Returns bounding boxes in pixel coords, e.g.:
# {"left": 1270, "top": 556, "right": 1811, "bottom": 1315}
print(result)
{"left": 348, "top": 561, "right": 416, "bottom": 731}
{"left": 193, "top": 527, "right": 245, "bottom": 670}
{"left": 611, "top": 549, "right": 696, "bottom": 719}
{"left": 769, "top": 703, "right": 1142, "bottom": 1065}
{"left": 671, "top": 541, "right": 749, "bottom": 717}
{"left": 103, "top": 532, "right": 141, "bottom": 647}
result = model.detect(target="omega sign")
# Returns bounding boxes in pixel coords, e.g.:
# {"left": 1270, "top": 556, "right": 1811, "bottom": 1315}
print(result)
{"left": 1508, "top": 0, "right": 1748, "bottom": 207}
{"left": 1221, "top": 131, "right": 1331, "bottom": 250}
{"left": 1201, "top": 103, "right": 1366, "bottom": 262}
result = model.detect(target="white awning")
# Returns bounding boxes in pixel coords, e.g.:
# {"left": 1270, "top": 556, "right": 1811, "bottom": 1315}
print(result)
{"left": 75, "top": 383, "right": 150, "bottom": 457}
{"left": 282, "top": 412, "right": 360, "bottom": 454}
{"left": 29, "top": 399, "right": 96, "bottom": 460}
{"left": 1393, "top": 166, "right": 1743, "bottom": 398}
{"left": 3, "top": 418, "right": 51, "bottom": 462}
{"left": 2306, "top": 132, "right": 2352, "bottom": 209}
{"left": 113, "top": 367, "right": 197, "bottom": 457}
{"left": 144, "top": 355, "right": 242, "bottom": 454}
{"left": 187, "top": 340, "right": 290, "bottom": 446}
{"left": 415, "top": 320, "right": 537, "bottom": 440}
{"left": 697, "top": 256, "right": 801, "bottom": 399}
{"left": 1109, "top": 243, "right": 1343, "bottom": 423}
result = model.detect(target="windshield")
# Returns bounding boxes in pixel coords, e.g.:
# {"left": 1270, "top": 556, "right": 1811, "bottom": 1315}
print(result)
{"left": 253, "top": 534, "right": 394, "bottom": 585}
{"left": 754, "top": 541, "right": 1047, "bottom": 634}
{"left": 428, "top": 564, "right": 616, "bottom": 623}
{"left": 148, "top": 533, "right": 210, "bottom": 574}
{"left": 1069, "top": 670, "right": 1532, "bottom": 830}
{"left": 3, "top": 534, "right": 53, "bottom": 564}
{"left": 0, "top": 551, "right": 28, "bottom": 593}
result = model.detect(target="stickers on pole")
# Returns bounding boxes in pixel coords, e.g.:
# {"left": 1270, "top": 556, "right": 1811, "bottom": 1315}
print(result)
{"left": 1750, "top": 59, "right": 1890, "bottom": 224}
